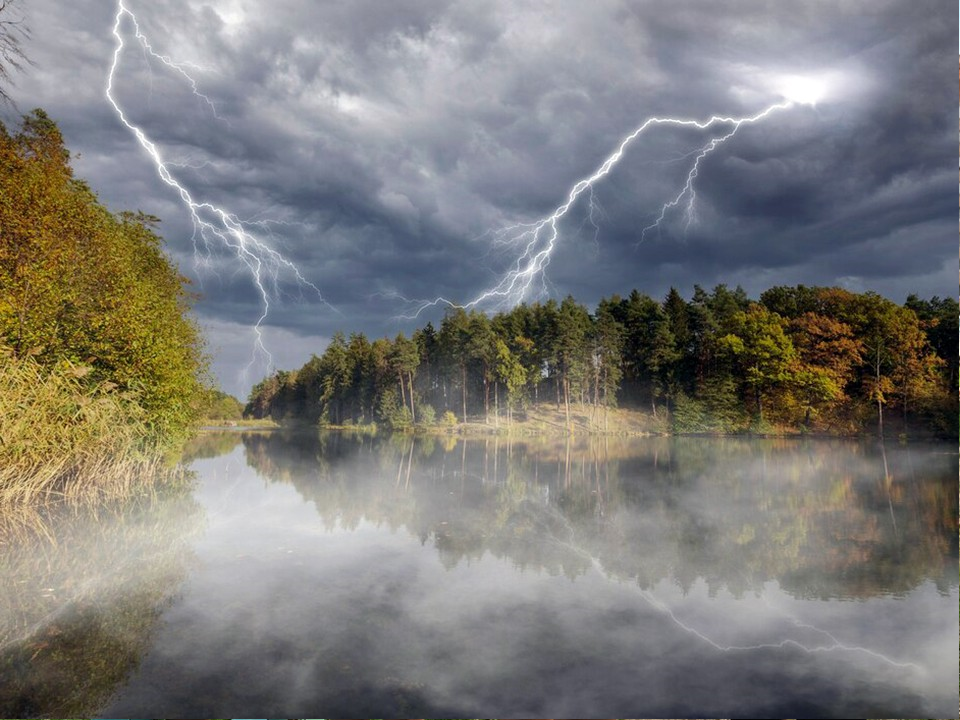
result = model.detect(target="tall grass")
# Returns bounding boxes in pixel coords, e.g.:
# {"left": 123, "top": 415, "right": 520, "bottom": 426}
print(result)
{"left": 0, "top": 348, "right": 177, "bottom": 504}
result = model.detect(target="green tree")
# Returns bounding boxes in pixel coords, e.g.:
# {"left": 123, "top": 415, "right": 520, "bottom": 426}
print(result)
{"left": 905, "top": 295, "right": 959, "bottom": 395}
{"left": 687, "top": 285, "right": 720, "bottom": 392}
{"left": 495, "top": 338, "right": 527, "bottom": 425}
{"left": 245, "top": 374, "right": 279, "bottom": 419}
{"left": 369, "top": 336, "right": 395, "bottom": 423}
{"left": 591, "top": 300, "right": 624, "bottom": 430}
{"left": 320, "top": 332, "right": 354, "bottom": 424}
{"left": 347, "top": 332, "right": 375, "bottom": 422}
{"left": 759, "top": 284, "right": 821, "bottom": 319}
{"left": 200, "top": 389, "right": 243, "bottom": 421}
{"left": 554, "top": 296, "right": 591, "bottom": 428}
{"left": 413, "top": 321, "right": 440, "bottom": 410}
{"left": 720, "top": 304, "right": 797, "bottom": 423}
{"left": 438, "top": 308, "right": 472, "bottom": 421}
{"left": 663, "top": 287, "right": 694, "bottom": 393}
{"left": 709, "top": 283, "right": 751, "bottom": 332}
{"left": 532, "top": 299, "right": 561, "bottom": 406}
{"left": 0, "top": 110, "right": 206, "bottom": 440}
{"left": 466, "top": 311, "right": 497, "bottom": 423}
{"left": 842, "top": 292, "right": 943, "bottom": 435}
{"left": 390, "top": 332, "right": 420, "bottom": 424}
{"left": 616, "top": 291, "right": 679, "bottom": 414}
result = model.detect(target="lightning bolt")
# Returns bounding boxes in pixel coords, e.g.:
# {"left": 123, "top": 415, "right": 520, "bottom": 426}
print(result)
{"left": 106, "top": 1, "right": 822, "bottom": 340}
{"left": 406, "top": 99, "right": 797, "bottom": 317}
{"left": 106, "top": 1, "right": 332, "bottom": 375}
{"left": 538, "top": 524, "right": 923, "bottom": 673}
{"left": 635, "top": 585, "right": 923, "bottom": 671}
{"left": 578, "top": 185, "right": 605, "bottom": 258}
{"left": 639, "top": 124, "right": 746, "bottom": 242}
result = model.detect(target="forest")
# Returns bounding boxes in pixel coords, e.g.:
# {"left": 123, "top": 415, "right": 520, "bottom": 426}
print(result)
{"left": 0, "top": 110, "right": 207, "bottom": 501}
{"left": 245, "top": 284, "right": 957, "bottom": 437}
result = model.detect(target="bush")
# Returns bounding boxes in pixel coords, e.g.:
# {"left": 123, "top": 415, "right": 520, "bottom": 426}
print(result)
{"left": 671, "top": 382, "right": 747, "bottom": 434}
{"left": 417, "top": 403, "right": 436, "bottom": 426}
{"left": 377, "top": 387, "right": 412, "bottom": 430}
{"left": 441, "top": 410, "right": 459, "bottom": 427}
{"left": 671, "top": 392, "right": 707, "bottom": 433}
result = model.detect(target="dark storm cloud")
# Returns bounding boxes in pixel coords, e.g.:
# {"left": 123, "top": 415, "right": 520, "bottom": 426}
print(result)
{"left": 10, "top": 0, "right": 956, "bottom": 394}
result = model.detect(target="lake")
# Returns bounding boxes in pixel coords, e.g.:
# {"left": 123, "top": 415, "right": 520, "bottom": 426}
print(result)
{"left": 1, "top": 431, "right": 957, "bottom": 718}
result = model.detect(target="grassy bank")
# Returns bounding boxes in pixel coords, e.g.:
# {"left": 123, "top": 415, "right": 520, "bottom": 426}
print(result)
{"left": 438, "top": 404, "right": 668, "bottom": 436}
{"left": 0, "top": 349, "right": 184, "bottom": 505}
{"left": 315, "top": 403, "right": 900, "bottom": 439}
{"left": 199, "top": 417, "right": 280, "bottom": 430}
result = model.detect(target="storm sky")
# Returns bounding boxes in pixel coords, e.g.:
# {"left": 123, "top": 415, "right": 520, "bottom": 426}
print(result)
{"left": 8, "top": 0, "right": 957, "bottom": 397}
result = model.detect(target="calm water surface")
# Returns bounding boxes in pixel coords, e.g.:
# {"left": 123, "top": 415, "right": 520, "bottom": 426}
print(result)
{"left": 1, "top": 431, "right": 957, "bottom": 718}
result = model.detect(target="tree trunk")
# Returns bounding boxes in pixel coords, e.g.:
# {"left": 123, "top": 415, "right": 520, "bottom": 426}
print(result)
{"left": 483, "top": 370, "right": 490, "bottom": 424}
{"left": 874, "top": 342, "right": 884, "bottom": 438}
{"left": 602, "top": 368, "right": 609, "bottom": 433}
{"left": 408, "top": 371, "right": 416, "bottom": 424}
{"left": 461, "top": 363, "right": 467, "bottom": 422}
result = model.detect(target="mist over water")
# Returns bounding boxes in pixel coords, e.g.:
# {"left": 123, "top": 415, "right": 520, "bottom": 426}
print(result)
{"left": 0, "top": 489, "right": 202, "bottom": 716}
{"left": 2, "top": 431, "right": 957, "bottom": 718}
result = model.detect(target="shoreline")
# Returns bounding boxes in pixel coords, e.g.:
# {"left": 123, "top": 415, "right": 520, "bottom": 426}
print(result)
{"left": 207, "top": 405, "right": 951, "bottom": 442}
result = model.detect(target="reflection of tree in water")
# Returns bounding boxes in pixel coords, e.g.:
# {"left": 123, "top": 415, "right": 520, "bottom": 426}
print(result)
{"left": 0, "top": 488, "right": 203, "bottom": 717}
{"left": 180, "top": 429, "right": 245, "bottom": 462}
{"left": 690, "top": 440, "right": 955, "bottom": 599}
{"left": 241, "top": 431, "right": 958, "bottom": 600}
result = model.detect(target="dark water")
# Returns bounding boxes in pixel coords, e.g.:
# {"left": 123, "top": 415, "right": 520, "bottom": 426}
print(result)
{"left": 1, "top": 431, "right": 957, "bottom": 718}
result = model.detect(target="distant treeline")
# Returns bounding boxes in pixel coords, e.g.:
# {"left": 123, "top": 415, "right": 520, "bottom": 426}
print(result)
{"left": 246, "top": 284, "right": 957, "bottom": 436}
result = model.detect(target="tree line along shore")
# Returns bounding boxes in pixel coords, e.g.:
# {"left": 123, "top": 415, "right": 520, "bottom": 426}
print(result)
{"left": 245, "top": 283, "right": 957, "bottom": 439}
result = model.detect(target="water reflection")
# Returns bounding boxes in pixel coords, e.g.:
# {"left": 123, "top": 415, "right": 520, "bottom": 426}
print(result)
{"left": 241, "top": 431, "right": 957, "bottom": 600}
{"left": 5, "top": 431, "right": 953, "bottom": 718}
{"left": 0, "top": 490, "right": 202, "bottom": 717}
{"left": 90, "top": 429, "right": 948, "bottom": 718}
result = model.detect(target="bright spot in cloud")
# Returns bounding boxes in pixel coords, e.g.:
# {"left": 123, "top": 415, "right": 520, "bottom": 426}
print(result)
{"left": 779, "top": 74, "right": 829, "bottom": 105}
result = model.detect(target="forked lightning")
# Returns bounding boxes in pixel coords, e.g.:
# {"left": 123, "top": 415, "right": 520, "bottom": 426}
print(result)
{"left": 107, "top": 1, "right": 828, "bottom": 335}
{"left": 407, "top": 95, "right": 821, "bottom": 316}
{"left": 106, "top": 1, "right": 332, "bottom": 374}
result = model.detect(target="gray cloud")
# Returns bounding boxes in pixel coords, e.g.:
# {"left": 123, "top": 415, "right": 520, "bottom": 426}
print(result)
{"left": 10, "top": 0, "right": 956, "bottom": 396}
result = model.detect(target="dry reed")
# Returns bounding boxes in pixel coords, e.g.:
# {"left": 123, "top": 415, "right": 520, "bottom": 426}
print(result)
{"left": 0, "top": 348, "right": 177, "bottom": 505}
